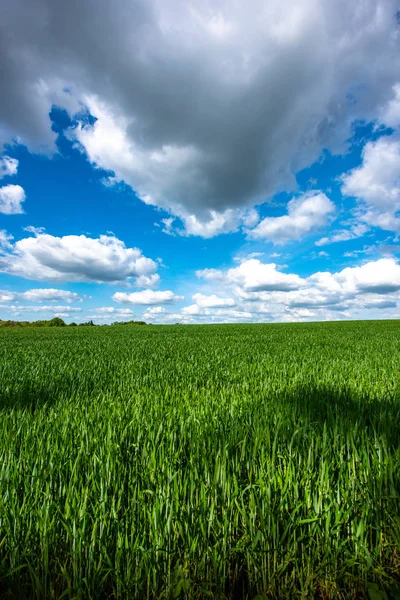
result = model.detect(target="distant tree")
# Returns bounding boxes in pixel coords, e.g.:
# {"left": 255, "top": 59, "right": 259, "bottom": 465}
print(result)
{"left": 69, "top": 322, "right": 77, "bottom": 327}
{"left": 48, "top": 317, "right": 66, "bottom": 327}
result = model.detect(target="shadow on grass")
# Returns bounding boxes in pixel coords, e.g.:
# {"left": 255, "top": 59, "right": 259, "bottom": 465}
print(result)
{"left": 0, "top": 373, "right": 98, "bottom": 412}
{"left": 280, "top": 384, "right": 400, "bottom": 449}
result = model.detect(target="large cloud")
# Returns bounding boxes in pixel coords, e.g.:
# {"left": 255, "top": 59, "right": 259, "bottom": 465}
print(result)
{"left": 1, "top": 0, "right": 399, "bottom": 234}
{"left": 181, "top": 257, "right": 400, "bottom": 323}
{"left": 0, "top": 232, "right": 159, "bottom": 283}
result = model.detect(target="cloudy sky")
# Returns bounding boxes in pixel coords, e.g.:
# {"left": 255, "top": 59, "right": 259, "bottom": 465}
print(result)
{"left": 1, "top": 0, "right": 400, "bottom": 324}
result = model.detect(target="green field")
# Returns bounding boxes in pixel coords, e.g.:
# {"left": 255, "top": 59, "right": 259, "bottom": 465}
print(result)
{"left": 0, "top": 321, "right": 400, "bottom": 599}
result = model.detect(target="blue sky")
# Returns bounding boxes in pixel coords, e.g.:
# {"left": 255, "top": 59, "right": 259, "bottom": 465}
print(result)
{"left": 1, "top": 0, "right": 400, "bottom": 324}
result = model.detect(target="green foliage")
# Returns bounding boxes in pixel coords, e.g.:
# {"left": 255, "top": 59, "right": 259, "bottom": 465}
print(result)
{"left": 0, "top": 317, "right": 67, "bottom": 328}
{"left": 0, "top": 321, "right": 399, "bottom": 599}
{"left": 111, "top": 320, "right": 147, "bottom": 326}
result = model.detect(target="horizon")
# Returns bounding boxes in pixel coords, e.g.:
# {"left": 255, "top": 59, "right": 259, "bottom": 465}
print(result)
{"left": 1, "top": 0, "right": 400, "bottom": 325}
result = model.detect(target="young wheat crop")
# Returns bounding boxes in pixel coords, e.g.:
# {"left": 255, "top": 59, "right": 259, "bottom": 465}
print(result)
{"left": 0, "top": 321, "right": 399, "bottom": 598}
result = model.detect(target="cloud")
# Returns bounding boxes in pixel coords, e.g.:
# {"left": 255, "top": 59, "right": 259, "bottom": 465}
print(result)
{"left": 181, "top": 305, "right": 253, "bottom": 320}
{"left": 187, "top": 257, "right": 400, "bottom": 322}
{"left": 341, "top": 136, "right": 400, "bottom": 232}
{"left": 0, "top": 184, "right": 25, "bottom": 214}
{"left": 248, "top": 192, "right": 335, "bottom": 243}
{"left": 312, "top": 257, "right": 400, "bottom": 295}
{"left": 0, "top": 288, "right": 82, "bottom": 303}
{"left": 23, "top": 225, "right": 46, "bottom": 236}
{"left": 113, "top": 289, "right": 183, "bottom": 305}
{"left": 2, "top": 305, "right": 82, "bottom": 314}
{"left": 0, "top": 156, "right": 18, "bottom": 178}
{"left": 0, "top": 232, "right": 158, "bottom": 283}
{"left": 315, "top": 223, "right": 369, "bottom": 246}
{"left": 1, "top": 0, "right": 399, "bottom": 233}
{"left": 198, "top": 258, "right": 306, "bottom": 291}
{"left": 379, "top": 83, "right": 400, "bottom": 129}
{"left": 192, "top": 293, "right": 236, "bottom": 308}
{"left": 142, "top": 306, "right": 168, "bottom": 320}
{"left": 0, "top": 230, "right": 13, "bottom": 248}
{"left": 88, "top": 307, "right": 135, "bottom": 319}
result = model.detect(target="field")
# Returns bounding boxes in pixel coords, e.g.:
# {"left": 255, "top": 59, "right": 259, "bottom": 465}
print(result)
{"left": 0, "top": 321, "right": 399, "bottom": 599}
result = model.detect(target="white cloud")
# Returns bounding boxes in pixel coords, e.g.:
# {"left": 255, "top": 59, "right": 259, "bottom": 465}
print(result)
{"left": 1, "top": 0, "right": 399, "bottom": 233}
{"left": 248, "top": 192, "right": 335, "bottom": 244}
{"left": 181, "top": 304, "right": 253, "bottom": 320}
{"left": 142, "top": 306, "right": 168, "bottom": 320}
{"left": 0, "top": 230, "right": 13, "bottom": 249}
{"left": 143, "top": 306, "right": 168, "bottom": 315}
{"left": 0, "top": 184, "right": 25, "bottom": 214}
{"left": 311, "top": 257, "right": 400, "bottom": 295}
{"left": 186, "top": 257, "right": 400, "bottom": 323}
{"left": 198, "top": 258, "right": 305, "bottom": 292}
{"left": 93, "top": 307, "right": 135, "bottom": 317}
{"left": 0, "top": 232, "right": 158, "bottom": 283}
{"left": 192, "top": 293, "right": 236, "bottom": 308}
{"left": 0, "top": 288, "right": 82, "bottom": 303}
{"left": 0, "top": 156, "right": 18, "bottom": 178}
{"left": 22, "top": 289, "right": 81, "bottom": 303}
{"left": 3, "top": 305, "right": 82, "bottom": 314}
{"left": 315, "top": 223, "right": 369, "bottom": 246}
{"left": 23, "top": 225, "right": 46, "bottom": 236}
{"left": 113, "top": 289, "right": 183, "bottom": 305}
{"left": 233, "top": 251, "right": 265, "bottom": 263}
{"left": 379, "top": 83, "right": 400, "bottom": 129}
{"left": 341, "top": 136, "right": 400, "bottom": 233}
{"left": 342, "top": 136, "right": 400, "bottom": 211}
{"left": 160, "top": 217, "right": 176, "bottom": 236}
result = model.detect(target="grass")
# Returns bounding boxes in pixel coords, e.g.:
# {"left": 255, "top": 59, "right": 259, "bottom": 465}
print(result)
{"left": 0, "top": 321, "right": 399, "bottom": 599}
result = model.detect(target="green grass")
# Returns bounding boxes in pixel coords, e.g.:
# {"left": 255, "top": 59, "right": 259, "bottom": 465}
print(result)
{"left": 0, "top": 321, "right": 399, "bottom": 599}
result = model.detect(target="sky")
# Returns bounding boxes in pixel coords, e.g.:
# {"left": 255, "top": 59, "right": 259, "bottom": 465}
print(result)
{"left": 1, "top": 0, "right": 400, "bottom": 324}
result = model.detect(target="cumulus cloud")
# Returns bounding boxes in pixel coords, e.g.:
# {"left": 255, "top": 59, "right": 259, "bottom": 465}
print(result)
{"left": 1, "top": 0, "right": 399, "bottom": 233}
{"left": 311, "top": 257, "right": 400, "bottom": 295}
{"left": 249, "top": 192, "right": 335, "bottom": 243}
{"left": 186, "top": 256, "right": 400, "bottom": 323}
{"left": 0, "top": 184, "right": 25, "bottom": 214}
{"left": 192, "top": 293, "right": 236, "bottom": 308}
{"left": 0, "top": 156, "right": 18, "bottom": 178}
{"left": 113, "top": 289, "right": 183, "bottom": 305}
{"left": 0, "top": 232, "right": 158, "bottom": 283}
{"left": 341, "top": 136, "right": 400, "bottom": 233}
{"left": 197, "top": 258, "right": 306, "bottom": 291}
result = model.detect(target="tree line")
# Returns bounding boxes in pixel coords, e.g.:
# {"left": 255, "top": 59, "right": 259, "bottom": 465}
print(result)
{"left": 0, "top": 318, "right": 148, "bottom": 328}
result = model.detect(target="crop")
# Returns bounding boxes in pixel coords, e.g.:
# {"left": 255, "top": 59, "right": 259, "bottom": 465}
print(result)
{"left": 0, "top": 321, "right": 399, "bottom": 599}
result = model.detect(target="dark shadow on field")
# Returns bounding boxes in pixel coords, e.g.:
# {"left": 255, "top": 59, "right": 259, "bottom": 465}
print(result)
{"left": 0, "top": 373, "right": 98, "bottom": 412}
{"left": 279, "top": 384, "right": 400, "bottom": 449}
